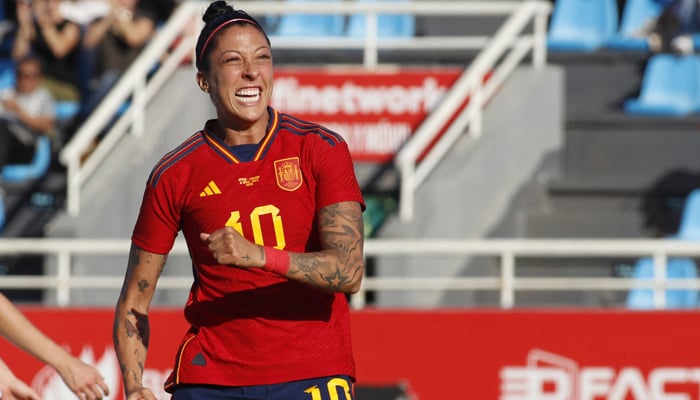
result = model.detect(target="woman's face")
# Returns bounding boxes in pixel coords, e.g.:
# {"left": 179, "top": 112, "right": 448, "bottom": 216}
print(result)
{"left": 197, "top": 24, "right": 273, "bottom": 129}
{"left": 16, "top": 60, "right": 42, "bottom": 94}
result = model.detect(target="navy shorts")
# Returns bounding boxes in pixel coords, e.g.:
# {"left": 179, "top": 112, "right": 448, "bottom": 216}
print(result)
{"left": 171, "top": 375, "right": 355, "bottom": 400}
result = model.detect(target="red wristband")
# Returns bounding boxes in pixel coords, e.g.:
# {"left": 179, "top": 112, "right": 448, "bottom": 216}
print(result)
{"left": 263, "top": 247, "right": 290, "bottom": 275}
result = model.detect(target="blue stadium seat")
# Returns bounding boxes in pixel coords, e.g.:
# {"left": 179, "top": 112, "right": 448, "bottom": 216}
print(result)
{"left": 346, "top": 0, "right": 415, "bottom": 38}
{"left": 0, "top": 191, "right": 4, "bottom": 234}
{"left": 626, "top": 257, "right": 699, "bottom": 309}
{"left": 547, "top": 0, "right": 619, "bottom": 52}
{"left": 2, "top": 136, "right": 52, "bottom": 183}
{"left": 606, "top": 0, "right": 663, "bottom": 51}
{"left": 624, "top": 54, "right": 700, "bottom": 116}
{"left": 271, "top": 0, "right": 345, "bottom": 37}
{"left": 55, "top": 101, "right": 81, "bottom": 123}
{"left": 677, "top": 188, "right": 700, "bottom": 240}
{"left": 627, "top": 188, "right": 700, "bottom": 309}
{"left": 0, "top": 59, "right": 15, "bottom": 91}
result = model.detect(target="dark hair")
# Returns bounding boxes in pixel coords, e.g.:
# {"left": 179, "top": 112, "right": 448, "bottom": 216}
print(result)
{"left": 195, "top": 1, "right": 270, "bottom": 72}
{"left": 16, "top": 54, "right": 43, "bottom": 73}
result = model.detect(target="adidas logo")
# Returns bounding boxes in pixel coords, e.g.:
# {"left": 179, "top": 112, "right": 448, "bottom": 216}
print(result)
{"left": 199, "top": 180, "right": 221, "bottom": 197}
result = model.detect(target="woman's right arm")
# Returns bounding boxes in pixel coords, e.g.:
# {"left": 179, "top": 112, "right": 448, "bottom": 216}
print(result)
{"left": 11, "top": 2, "right": 35, "bottom": 60}
{"left": 113, "top": 244, "right": 167, "bottom": 400}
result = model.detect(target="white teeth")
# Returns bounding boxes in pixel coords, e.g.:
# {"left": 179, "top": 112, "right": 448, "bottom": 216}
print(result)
{"left": 236, "top": 88, "right": 259, "bottom": 96}
{"left": 236, "top": 88, "right": 261, "bottom": 104}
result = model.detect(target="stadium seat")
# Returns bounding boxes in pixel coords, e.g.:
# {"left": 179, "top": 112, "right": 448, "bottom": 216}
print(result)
{"left": 2, "top": 136, "right": 52, "bottom": 183}
{"left": 0, "top": 191, "right": 4, "bottom": 233}
{"left": 606, "top": 0, "right": 663, "bottom": 51}
{"left": 55, "top": 101, "right": 81, "bottom": 123}
{"left": 346, "top": 0, "right": 415, "bottom": 38}
{"left": 624, "top": 54, "right": 700, "bottom": 116}
{"left": 676, "top": 188, "right": 700, "bottom": 240}
{"left": 627, "top": 189, "right": 700, "bottom": 309}
{"left": 626, "top": 257, "right": 698, "bottom": 309}
{"left": 547, "top": 0, "right": 619, "bottom": 52}
{"left": 0, "top": 59, "right": 15, "bottom": 91}
{"left": 271, "top": 0, "right": 345, "bottom": 38}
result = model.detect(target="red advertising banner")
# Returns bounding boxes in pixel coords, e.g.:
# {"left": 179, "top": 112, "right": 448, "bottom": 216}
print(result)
{"left": 2, "top": 308, "right": 700, "bottom": 399}
{"left": 271, "top": 67, "right": 463, "bottom": 163}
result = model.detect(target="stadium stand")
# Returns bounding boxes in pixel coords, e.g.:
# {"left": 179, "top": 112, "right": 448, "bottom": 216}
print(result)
{"left": 624, "top": 53, "right": 700, "bottom": 116}
{"left": 3, "top": 0, "right": 698, "bottom": 310}
{"left": 547, "top": 0, "right": 619, "bottom": 51}
{"left": 269, "top": 0, "right": 345, "bottom": 37}
{"left": 627, "top": 188, "right": 700, "bottom": 309}
{"left": 1, "top": 136, "right": 52, "bottom": 183}
{"left": 626, "top": 256, "right": 698, "bottom": 308}
{"left": 346, "top": 0, "right": 416, "bottom": 38}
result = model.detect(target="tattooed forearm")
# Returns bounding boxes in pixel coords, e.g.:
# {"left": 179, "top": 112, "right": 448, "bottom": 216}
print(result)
{"left": 286, "top": 202, "right": 365, "bottom": 293}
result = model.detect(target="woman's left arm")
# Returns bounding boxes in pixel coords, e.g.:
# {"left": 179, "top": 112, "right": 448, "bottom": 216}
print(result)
{"left": 287, "top": 201, "right": 365, "bottom": 293}
{"left": 201, "top": 201, "right": 365, "bottom": 294}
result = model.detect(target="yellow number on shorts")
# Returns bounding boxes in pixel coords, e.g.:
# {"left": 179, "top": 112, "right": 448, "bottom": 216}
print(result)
{"left": 304, "top": 378, "right": 352, "bottom": 400}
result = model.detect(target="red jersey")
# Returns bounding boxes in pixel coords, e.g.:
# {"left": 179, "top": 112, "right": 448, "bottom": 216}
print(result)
{"left": 131, "top": 107, "right": 365, "bottom": 390}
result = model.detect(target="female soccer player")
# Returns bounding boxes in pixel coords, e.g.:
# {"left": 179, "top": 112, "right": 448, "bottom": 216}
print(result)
{"left": 113, "top": 1, "right": 366, "bottom": 399}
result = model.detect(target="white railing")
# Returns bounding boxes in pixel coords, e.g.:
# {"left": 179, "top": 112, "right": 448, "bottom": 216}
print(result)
{"left": 57, "top": 0, "right": 551, "bottom": 217}
{"left": 395, "top": 0, "right": 551, "bottom": 222}
{"left": 2, "top": 238, "right": 700, "bottom": 310}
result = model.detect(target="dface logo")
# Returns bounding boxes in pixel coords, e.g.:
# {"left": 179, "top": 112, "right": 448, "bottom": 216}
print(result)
{"left": 500, "top": 349, "right": 700, "bottom": 400}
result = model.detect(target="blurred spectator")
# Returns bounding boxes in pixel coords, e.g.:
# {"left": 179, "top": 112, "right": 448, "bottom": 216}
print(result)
{"left": 137, "top": 0, "right": 176, "bottom": 25}
{"left": 645, "top": 0, "right": 700, "bottom": 54}
{"left": 0, "top": 56, "right": 55, "bottom": 178}
{"left": 59, "top": 0, "right": 111, "bottom": 26}
{"left": 80, "top": 0, "right": 156, "bottom": 117}
{"left": 11, "top": 0, "right": 82, "bottom": 102}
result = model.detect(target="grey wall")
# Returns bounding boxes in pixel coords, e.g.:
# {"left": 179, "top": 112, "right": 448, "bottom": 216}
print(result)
{"left": 373, "top": 65, "right": 565, "bottom": 307}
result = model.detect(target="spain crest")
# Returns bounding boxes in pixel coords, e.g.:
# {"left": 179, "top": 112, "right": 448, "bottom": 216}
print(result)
{"left": 274, "top": 157, "right": 303, "bottom": 191}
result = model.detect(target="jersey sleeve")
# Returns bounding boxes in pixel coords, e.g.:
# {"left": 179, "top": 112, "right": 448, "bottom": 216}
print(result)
{"left": 314, "top": 140, "right": 365, "bottom": 211}
{"left": 131, "top": 169, "right": 183, "bottom": 255}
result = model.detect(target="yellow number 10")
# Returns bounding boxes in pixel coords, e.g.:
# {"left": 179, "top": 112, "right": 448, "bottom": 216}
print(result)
{"left": 304, "top": 378, "right": 353, "bottom": 400}
{"left": 225, "top": 205, "right": 286, "bottom": 249}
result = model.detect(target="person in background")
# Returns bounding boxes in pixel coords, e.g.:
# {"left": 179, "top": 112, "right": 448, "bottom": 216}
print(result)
{"left": 11, "top": 0, "right": 82, "bottom": 102}
{"left": 80, "top": 0, "right": 156, "bottom": 117}
{"left": 112, "top": 1, "right": 366, "bottom": 399}
{"left": 645, "top": 0, "right": 700, "bottom": 54}
{"left": 137, "top": 0, "right": 176, "bottom": 25}
{"left": 0, "top": 292, "right": 109, "bottom": 399}
{"left": 0, "top": 56, "right": 55, "bottom": 177}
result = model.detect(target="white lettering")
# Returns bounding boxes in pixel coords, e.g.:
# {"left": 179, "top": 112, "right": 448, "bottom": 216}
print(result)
{"left": 328, "top": 121, "right": 411, "bottom": 155}
{"left": 500, "top": 367, "right": 569, "bottom": 400}
{"left": 580, "top": 367, "right": 614, "bottom": 400}
{"left": 501, "top": 357, "right": 700, "bottom": 400}
{"left": 271, "top": 77, "right": 449, "bottom": 116}
{"left": 609, "top": 368, "right": 651, "bottom": 400}
{"left": 650, "top": 368, "right": 692, "bottom": 400}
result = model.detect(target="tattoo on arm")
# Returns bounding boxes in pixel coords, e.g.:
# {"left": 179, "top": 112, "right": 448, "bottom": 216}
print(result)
{"left": 289, "top": 202, "right": 364, "bottom": 292}
{"left": 126, "top": 309, "right": 150, "bottom": 349}
{"left": 137, "top": 279, "right": 149, "bottom": 292}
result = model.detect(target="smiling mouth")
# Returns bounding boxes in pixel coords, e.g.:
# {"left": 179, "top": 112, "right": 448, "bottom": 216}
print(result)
{"left": 236, "top": 88, "right": 261, "bottom": 104}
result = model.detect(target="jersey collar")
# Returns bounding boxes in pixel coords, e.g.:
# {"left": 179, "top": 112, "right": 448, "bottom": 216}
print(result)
{"left": 201, "top": 107, "right": 280, "bottom": 164}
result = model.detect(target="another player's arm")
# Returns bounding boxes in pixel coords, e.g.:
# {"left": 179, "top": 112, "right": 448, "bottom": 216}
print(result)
{"left": 202, "top": 201, "right": 365, "bottom": 294}
{"left": 113, "top": 244, "right": 166, "bottom": 399}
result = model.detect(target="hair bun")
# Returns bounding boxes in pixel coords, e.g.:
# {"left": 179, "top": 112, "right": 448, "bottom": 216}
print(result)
{"left": 202, "top": 1, "right": 234, "bottom": 24}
